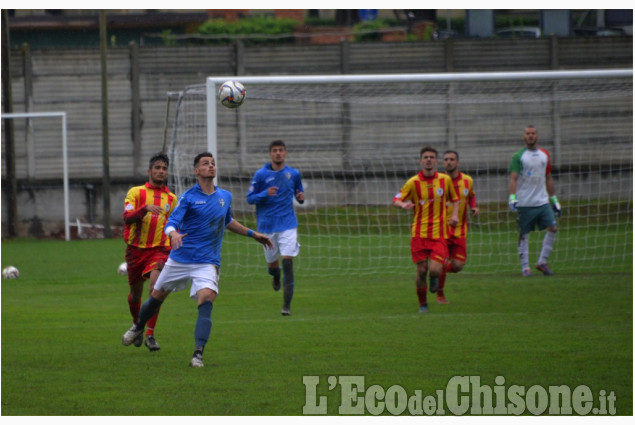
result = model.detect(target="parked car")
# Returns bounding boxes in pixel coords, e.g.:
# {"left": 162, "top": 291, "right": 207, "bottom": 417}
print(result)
{"left": 495, "top": 26, "right": 541, "bottom": 38}
{"left": 573, "top": 26, "right": 628, "bottom": 36}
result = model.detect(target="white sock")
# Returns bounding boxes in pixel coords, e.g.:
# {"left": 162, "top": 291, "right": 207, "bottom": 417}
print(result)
{"left": 538, "top": 231, "right": 557, "bottom": 265}
{"left": 518, "top": 233, "right": 530, "bottom": 270}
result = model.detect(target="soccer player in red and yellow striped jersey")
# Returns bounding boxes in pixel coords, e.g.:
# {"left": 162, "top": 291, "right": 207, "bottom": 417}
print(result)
{"left": 393, "top": 146, "right": 459, "bottom": 313}
{"left": 123, "top": 152, "right": 176, "bottom": 351}
{"left": 437, "top": 150, "right": 479, "bottom": 304}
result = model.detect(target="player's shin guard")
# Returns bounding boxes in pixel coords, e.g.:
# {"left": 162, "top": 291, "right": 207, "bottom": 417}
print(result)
{"left": 146, "top": 308, "right": 160, "bottom": 336}
{"left": 282, "top": 258, "right": 294, "bottom": 307}
{"left": 538, "top": 231, "right": 556, "bottom": 265}
{"left": 195, "top": 301, "right": 213, "bottom": 349}
{"left": 128, "top": 293, "right": 141, "bottom": 324}
{"left": 268, "top": 267, "right": 281, "bottom": 281}
{"left": 137, "top": 296, "right": 163, "bottom": 330}
{"left": 518, "top": 233, "right": 530, "bottom": 270}
{"left": 438, "top": 270, "right": 446, "bottom": 297}
{"left": 416, "top": 286, "right": 427, "bottom": 306}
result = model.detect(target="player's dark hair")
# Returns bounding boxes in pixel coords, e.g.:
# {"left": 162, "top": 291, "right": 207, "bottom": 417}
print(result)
{"left": 420, "top": 146, "right": 437, "bottom": 158}
{"left": 443, "top": 150, "right": 459, "bottom": 161}
{"left": 194, "top": 152, "right": 214, "bottom": 167}
{"left": 149, "top": 152, "right": 169, "bottom": 169}
{"left": 269, "top": 139, "right": 286, "bottom": 151}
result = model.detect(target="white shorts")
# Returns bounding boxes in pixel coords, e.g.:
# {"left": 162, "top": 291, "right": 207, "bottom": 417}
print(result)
{"left": 154, "top": 258, "right": 220, "bottom": 299}
{"left": 263, "top": 228, "right": 300, "bottom": 263}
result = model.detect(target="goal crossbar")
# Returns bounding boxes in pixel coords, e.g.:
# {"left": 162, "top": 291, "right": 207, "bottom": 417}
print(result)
{"left": 160, "top": 70, "right": 634, "bottom": 277}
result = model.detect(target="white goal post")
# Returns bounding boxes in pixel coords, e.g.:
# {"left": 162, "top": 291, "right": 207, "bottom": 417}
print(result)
{"left": 166, "top": 69, "right": 632, "bottom": 278}
{"left": 2, "top": 111, "right": 70, "bottom": 241}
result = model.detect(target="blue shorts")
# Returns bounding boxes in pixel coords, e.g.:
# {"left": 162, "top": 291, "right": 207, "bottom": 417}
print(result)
{"left": 517, "top": 204, "right": 557, "bottom": 235}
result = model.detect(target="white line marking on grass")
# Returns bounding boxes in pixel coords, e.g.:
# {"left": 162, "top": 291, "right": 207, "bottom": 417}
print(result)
{"left": 217, "top": 311, "right": 528, "bottom": 325}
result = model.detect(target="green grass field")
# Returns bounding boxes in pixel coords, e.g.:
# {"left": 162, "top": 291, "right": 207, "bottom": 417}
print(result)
{"left": 1, "top": 237, "right": 632, "bottom": 416}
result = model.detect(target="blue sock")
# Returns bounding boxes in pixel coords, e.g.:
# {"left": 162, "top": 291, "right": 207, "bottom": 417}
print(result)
{"left": 137, "top": 296, "right": 163, "bottom": 330}
{"left": 194, "top": 301, "right": 213, "bottom": 349}
{"left": 268, "top": 267, "right": 281, "bottom": 281}
{"left": 282, "top": 258, "right": 294, "bottom": 307}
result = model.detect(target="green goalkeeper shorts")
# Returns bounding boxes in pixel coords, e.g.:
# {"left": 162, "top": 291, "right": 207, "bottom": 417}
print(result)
{"left": 516, "top": 204, "right": 557, "bottom": 234}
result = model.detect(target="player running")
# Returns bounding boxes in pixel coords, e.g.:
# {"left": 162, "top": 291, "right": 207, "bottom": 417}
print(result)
{"left": 393, "top": 146, "right": 459, "bottom": 313}
{"left": 122, "top": 152, "right": 272, "bottom": 367}
{"left": 122, "top": 152, "right": 176, "bottom": 351}
{"left": 437, "top": 150, "right": 479, "bottom": 304}
{"left": 247, "top": 140, "right": 305, "bottom": 316}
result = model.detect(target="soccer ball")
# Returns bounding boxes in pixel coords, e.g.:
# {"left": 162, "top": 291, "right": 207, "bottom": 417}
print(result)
{"left": 218, "top": 80, "right": 246, "bottom": 109}
{"left": 2, "top": 266, "right": 20, "bottom": 280}
{"left": 117, "top": 262, "right": 128, "bottom": 276}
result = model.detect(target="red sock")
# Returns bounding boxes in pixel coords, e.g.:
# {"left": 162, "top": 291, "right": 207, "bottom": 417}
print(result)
{"left": 146, "top": 307, "right": 160, "bottom": 336}
{"left": 416, "top": 286, "right": 428, "bottom": 306}
{"left": 128, "top": 293, "right": 141, "bottom": 324}
{"left": 438, "top": 270, "right": 447, "bottom": 297}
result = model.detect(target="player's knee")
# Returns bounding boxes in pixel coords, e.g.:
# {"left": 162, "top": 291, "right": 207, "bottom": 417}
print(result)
{"left": 452, "top": 261, "right": 465, "bottom": 273}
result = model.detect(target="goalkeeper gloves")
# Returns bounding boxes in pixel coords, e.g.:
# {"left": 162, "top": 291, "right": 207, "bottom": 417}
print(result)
{"left": 550, "top": 196, "right": 562, "bottom": 218}
{"left": 508, "top": 194, "right": 518, "bottom": 212}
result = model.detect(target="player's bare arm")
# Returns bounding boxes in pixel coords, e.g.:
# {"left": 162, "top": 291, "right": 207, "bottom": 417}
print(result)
{"left": 393, "top": 200, "right": 415, "bottom": 210}
{"left": 449, "top": 200, "right": 460, "bottom": 227}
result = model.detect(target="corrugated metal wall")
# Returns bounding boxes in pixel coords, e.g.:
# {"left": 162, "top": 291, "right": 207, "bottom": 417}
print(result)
{"left": 2, "top": 37, "right": 632, "bottom": 182}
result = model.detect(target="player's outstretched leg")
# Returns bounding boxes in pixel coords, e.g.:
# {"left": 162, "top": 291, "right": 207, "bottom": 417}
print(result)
{"left": 123, "top": 296, "right": 163, "bottom": 346}
{"left": 536, "top": 231, "right": 556, "bottom": 276}
{"left": 190, "top": 301, "right": 213, "bottom": 367}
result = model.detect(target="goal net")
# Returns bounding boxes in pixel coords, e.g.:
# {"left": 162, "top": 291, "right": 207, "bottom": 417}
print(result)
{"left": 166, "top": 70, "right": 632, "bottom": 278}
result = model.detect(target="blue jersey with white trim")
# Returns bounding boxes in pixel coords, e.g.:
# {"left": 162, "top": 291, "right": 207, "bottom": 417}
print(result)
{"left": 246, "top": 163, "right": 304, "bottom": 233}
{"left": 166, "top": 183, "right": 233, "bottom": 266}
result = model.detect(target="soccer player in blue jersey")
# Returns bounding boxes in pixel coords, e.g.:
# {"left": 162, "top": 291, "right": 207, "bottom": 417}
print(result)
{"left": 122, "top": 152, "right": 272, "bottom": 368}
{"left": 247, "top": 140, "right": 305, "bottom": 316}
{"left": 509, "top": 125, "right": 562, "bottom": 277}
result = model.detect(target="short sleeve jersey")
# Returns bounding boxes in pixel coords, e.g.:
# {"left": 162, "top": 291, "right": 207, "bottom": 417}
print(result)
{"left": 165, "top": 184, "right": 233, "bottom": 266}
{"left": 509, "top": 147, "right": 551, "bottom": 207}
{"left": 123, "top": 182, "right": 176, "bottom": 248}
{"left": 393, "top": 171, "right": 459, "bottom": 239}
{"left": 447, "top": 172, "right": 476, "bottom": 238}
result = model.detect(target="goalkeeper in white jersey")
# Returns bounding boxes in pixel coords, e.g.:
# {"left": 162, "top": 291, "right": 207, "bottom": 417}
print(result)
{"left": 247, "top": 140, "right": 305, "bottom": 316}
{"left": 508, "top": 125, "right": 561, "bottom": 276}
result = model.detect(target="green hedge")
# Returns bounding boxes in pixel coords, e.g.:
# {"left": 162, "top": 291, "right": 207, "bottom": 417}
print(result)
{"left": 196, "top": 16, "right": 299, "bottom": 44}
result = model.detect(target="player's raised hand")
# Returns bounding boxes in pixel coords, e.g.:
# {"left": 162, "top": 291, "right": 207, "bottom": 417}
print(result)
{"left": 267, "top": 186, "right": 279, "bottom": 196}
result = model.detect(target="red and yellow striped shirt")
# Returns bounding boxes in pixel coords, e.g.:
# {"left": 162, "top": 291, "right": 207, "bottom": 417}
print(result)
{"left": 447, "top": 172, "right": 477, "bottom": 238}
{"left": 394, "top": 171, "right": 459, "bottom": 239}
{"left": 123, "top": 182, "right": 176, "bottom": 248}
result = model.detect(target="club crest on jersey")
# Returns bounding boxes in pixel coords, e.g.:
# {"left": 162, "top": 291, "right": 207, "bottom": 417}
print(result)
{"left": 463, "top": 188, "right": 469, "bottom": 196}
{"left": 285, "top": 172, "right": 291, "bottom": 180}
{"left": 165, "top": 203, "right": 171, "bottom": 212}
{"left": 219, "top": 198, "right": 225, "bottom": 207}
{"left": 437, "top": 188, "right": 444, "bottom": 196}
